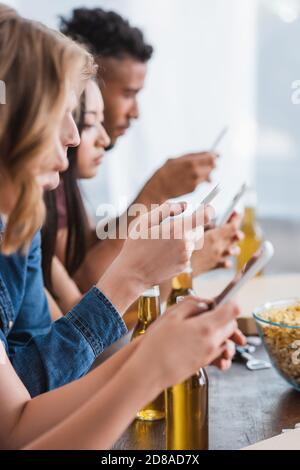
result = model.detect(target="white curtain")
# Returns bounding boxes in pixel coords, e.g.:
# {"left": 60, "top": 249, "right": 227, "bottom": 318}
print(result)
{"left": 15, "top": 0, "right": 258, "bottom": 218}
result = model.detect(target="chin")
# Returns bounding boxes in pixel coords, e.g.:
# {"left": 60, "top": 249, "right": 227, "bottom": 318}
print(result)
{"left": 78, "top": 167, "right": 96, "bottom": 179}
{"left": 86, "top": 169, "right": 98, "bottom": 179}
{"left": 45, "top": 174, "right": 60, "bottom": 191}
{"left": 106, "top": 134, "right": 118, "bottom": 151}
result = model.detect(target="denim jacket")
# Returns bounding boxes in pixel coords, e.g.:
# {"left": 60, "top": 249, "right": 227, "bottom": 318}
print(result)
{"left": 0, "top": 220, "right": 127, "bottom": 397}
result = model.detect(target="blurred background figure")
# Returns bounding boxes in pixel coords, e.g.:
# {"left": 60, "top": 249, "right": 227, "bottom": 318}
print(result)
{"left": 10, "top": 0, "right": 300, "bottom": 272}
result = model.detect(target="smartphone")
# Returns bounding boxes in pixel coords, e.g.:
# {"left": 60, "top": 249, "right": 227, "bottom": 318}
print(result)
{"left": 182, "top": 241, "right": 274, "bottom": 315}
{"left": 211, "top": 126, "right": 229, "bottom": 152}
{"left": 217, "top": 183, "right": 247, "bottom": 226}
{"left": 201, "top": 183, "right": 221, "bottom": 206}
{"left": 166, "top": 184, "right": 221, "bottom": 226}
{"left": 214, "top": 241, "right": 274, "bottom": 307}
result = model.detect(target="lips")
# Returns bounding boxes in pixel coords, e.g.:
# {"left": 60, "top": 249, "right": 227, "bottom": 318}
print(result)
{"left": 93, "top": 154, "right": 104, "bottom": 165}
{"left": 117, "top": 124, "right": 130, "bottom": 135}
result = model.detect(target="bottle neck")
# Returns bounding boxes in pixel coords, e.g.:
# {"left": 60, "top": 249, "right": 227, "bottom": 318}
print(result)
{"left": 199, "top": 367, "right": 208, "bottom": 384}
{"left": 138, "top": 286, "right": 161, "bottom": 323}
{"left": 172, "top": 266, "right": 193, "bottom": 290}
{"left": 187, "top": 367, "right": 208, "bottom": 384}
{"left": 244, "top": 206, "right": 256, "bottom": 223}
{"left": 242, "top": 206, "right": 257, "bottom": 233}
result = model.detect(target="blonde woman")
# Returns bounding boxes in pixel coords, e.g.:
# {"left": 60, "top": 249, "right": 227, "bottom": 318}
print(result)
{"left": 0, "top": 4, "right": 229, "bottom": 398}
{"left": 0, "top": 4, "right": 245, "bottom": 449}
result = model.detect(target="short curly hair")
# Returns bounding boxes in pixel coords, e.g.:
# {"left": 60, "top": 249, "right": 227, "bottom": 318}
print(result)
{"left": 60, "top": 8, "right": 153, "bottom": 62}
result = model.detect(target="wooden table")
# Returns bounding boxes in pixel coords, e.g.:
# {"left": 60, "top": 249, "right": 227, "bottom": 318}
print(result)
{"left": 113, "top": 346, "right": 300, "bottom": 450}
{"left": 110, "top": 273, "right": 300, "bottom": 450}
{"left": 193, "top": 272, "right": 300, "bottom": 335}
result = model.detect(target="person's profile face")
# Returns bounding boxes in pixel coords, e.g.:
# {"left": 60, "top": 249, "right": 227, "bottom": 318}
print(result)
{"left": 0, "top": 88, "right": 80, "bottom": 216}
{"left": 36, "top": 88, "right": 80, "bottom": 191}
{"left": 98, "top": 56, "right": 147, "bottom": 148}
{"left": 76, "top": 80, "right": 110, "bottom": 179}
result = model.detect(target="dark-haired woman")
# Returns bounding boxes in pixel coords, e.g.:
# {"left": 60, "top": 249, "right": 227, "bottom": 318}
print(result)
{"left": 42, "top": 79, "right": 110, "bottom": 315}
{"left": 42, "top": 79, "right": 243, "bottom": 317}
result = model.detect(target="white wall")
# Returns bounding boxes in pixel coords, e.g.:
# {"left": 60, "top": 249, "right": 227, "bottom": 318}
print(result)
{"left": 13, "top": 0, "right": 258, "bottom": 217}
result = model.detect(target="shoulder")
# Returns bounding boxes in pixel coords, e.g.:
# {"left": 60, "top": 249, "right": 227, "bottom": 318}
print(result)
{"left": 29, "top": 230, "right": 42, "bottom": 253}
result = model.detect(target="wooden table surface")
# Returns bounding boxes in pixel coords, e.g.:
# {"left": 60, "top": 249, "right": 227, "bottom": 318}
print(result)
{"left": 113, "top": 346, "right": 300, "bottom": 450}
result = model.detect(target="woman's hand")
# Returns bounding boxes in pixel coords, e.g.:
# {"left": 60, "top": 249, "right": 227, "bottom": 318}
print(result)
{"left": 145, "top": 151, "right": 217, "bottom": 200}
{"left": 131, "top": 296, "right": 243, "bottom": 390}
{"left": 97, "top": 202, "right": 209, "bottom": 313}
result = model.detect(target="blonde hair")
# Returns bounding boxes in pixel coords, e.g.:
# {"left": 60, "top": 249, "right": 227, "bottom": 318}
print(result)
{"left": 0, "top": 4, "right": 96, "bottom": 254}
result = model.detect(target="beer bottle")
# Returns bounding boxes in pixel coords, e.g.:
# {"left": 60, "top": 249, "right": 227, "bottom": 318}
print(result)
{"left": 131, "top": 285, "right": 165, "bottom": 421}
{"left": 167, "top": 263, "right": 194, "bottom": 307}
{"left": 237, "top": 188, "right": 263, "bottom": 273}
{"left": 165, "top": 282, "right": 209, "bottom": 450}
{"left": 165, "top": 369, "right": 209, "bottom": 450}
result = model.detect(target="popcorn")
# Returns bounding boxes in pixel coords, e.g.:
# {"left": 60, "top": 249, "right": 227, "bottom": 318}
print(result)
{"left": 257, "top": 303, "right": 300, "bottom": 387}
{"left": 261, "top": 304, "right": 300, "bottom": 327}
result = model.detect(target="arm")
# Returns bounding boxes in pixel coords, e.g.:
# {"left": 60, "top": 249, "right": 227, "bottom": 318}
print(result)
{"left": 25, "top": 355, "right": 158, "bottom": 450}
{"left": 0, "top": 337, "right": 141, "bottom": 449}
{"left": 8, "top": 232, "right": 128, "bottom": 397}
{"left": 10, "top": 203, "right": 205, "bottom": 396}
{"left": 74, "top": 237, "right": 123, "bottom": 293}
{"left": 45, "top": 288, "right": 63, "bottom": 321}
{"left": 51, "top": 216, "right": 242, "bottom": 318}
{"left": 53, "top": 236, "right": 136, "bottom": 328}
{"left": 1, "top": 298, "right": 242, "bottom": 450}
{"left": 75, "top": 152, "right": 217, "bottom": 292}
{"left": 10, "top": 286, "right": 128, "bottom": 397}
{"left": 51, "top": 256, "right": 82, "bottom": 314}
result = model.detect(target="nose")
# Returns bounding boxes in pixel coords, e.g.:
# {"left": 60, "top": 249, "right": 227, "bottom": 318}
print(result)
{"left": 129, "top": 98, "right": 139, "bottom": 120}
{"left": 68, "top": 121, "right": 81, "bottom": 148}
{"left": 97, "top": 125, "right": 111, "bottom": 149}
{"left": 57, "top": 115, "right": 80, "bottom": 171}
{"left": 61, "top": 112, "right": 81, "bottom": 150}
{"left": 55, "top": 149, "right": 69, "bottom": 173}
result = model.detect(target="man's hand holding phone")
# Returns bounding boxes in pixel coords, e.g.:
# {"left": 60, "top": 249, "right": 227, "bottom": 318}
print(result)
{"left": 192, "top": 212, "right": 244, "bottom": 274}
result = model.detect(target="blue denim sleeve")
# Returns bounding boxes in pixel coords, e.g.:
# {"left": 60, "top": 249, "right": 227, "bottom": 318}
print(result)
{"left": 10, "top": 287, "right": 127, "bottom": 397}
{"left": 8, "top": 232, "right": 127, "bottom": 397}
{"left": 7, "top": 232, "right": 53, "bottom": 349}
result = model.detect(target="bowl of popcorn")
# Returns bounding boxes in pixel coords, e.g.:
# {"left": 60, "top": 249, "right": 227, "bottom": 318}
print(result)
{"left": 253, "top": 299, "right": 300, "bottom": 391}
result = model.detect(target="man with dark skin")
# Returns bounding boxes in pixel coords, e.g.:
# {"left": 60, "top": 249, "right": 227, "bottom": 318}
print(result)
{"left": 60, "top": 8, "right": 242, "bottom": 295}
{"left": 98, "top": 55, "right": 216, "bottom": 201}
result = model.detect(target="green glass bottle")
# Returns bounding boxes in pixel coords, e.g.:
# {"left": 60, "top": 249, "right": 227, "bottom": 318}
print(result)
{"left": 132, "top": 285, "right": 165, "bottom": 421}
{"left": 166, "top": 264, "right": 194, "bottom": 307}
{"left": 237, "top": 189, "right": 263, "bottom": 274}
{"left": 165, "top": 278, "right": 209, "bottom": 450}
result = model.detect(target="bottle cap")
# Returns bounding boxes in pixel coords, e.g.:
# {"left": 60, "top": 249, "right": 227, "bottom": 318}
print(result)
{"left": 142, "top": 285, "right": 160, "bottom": 297}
